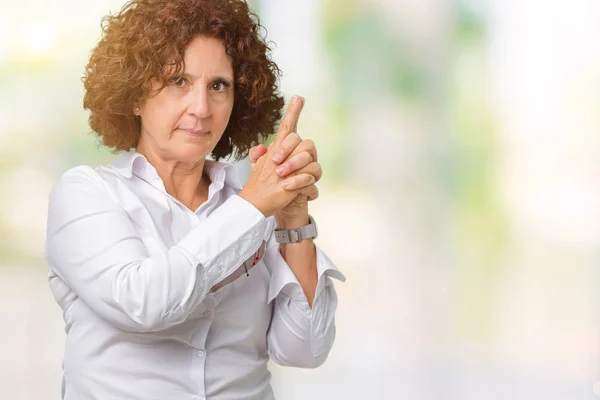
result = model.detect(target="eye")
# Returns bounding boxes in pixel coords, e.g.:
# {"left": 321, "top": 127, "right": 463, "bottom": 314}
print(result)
{"left": 172, "top": 77, "right": 188, "bottom": 88}
{"left": 210, "top": 80, "right": 231, "bottom": 92}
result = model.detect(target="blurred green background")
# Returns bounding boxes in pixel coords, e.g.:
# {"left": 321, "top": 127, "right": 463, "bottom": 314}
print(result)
{"left": 1, "top": 0, "right": 600, "bottom": 399}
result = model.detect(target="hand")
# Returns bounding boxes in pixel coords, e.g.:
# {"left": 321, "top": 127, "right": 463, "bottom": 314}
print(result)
{"left": 248, "top": 107, "right": 322, "bottom": 228}
{"left": 248, "top": 138, "right": 320, "bottom": 201}
{"left": 238, "top": 96, "right": 315, "bottom": 217}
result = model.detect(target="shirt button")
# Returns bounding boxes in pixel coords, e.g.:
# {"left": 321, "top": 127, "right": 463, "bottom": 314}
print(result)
{"left": 197, "top": 350, "right": 205, "bottom": 358}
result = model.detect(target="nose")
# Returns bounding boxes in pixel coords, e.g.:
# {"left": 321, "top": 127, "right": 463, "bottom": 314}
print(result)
{"left": 187, "top": 87, "right": 211, "bottom": 119}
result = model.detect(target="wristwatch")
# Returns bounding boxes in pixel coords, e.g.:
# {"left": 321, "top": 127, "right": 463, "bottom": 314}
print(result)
{"left": 274, "top": 215, "right": 318, "bottom": 243}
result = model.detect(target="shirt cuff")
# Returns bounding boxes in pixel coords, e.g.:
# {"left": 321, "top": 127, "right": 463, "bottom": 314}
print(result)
{"left": 266, "top": 243, "right": 346, "bottom": 305}
{"left": 176, "top": 195, "right": 268, "bottom": 290}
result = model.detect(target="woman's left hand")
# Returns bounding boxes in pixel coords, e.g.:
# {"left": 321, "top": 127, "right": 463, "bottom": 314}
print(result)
{"left": 248, "top": 135, "right": 321, "bottom": 228}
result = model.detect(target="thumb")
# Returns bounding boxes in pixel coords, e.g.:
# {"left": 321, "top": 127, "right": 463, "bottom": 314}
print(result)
{"left": 249, "top": 144, "right": 267, "bottom": 168}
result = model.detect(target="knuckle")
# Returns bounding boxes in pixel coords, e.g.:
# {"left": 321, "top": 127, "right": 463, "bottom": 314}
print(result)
{"left": 290, "top": 133, "right": 302, "bottom": 146}
{"left": 280, "top": 161, "right": 291, "bottom": 173}
{"left": 279, "top": 122, "right": 290, "bottom": 132}
{"left": 282, "top": 133, "right": 298, "bottom": 149}
{"left": 297, "top": 174, "right": 309, "bottom": 186}
{"left": 285, "top": 132, "right": 298, "bottom": 145}
{"left": 275, "top": 149, "right": 287, "bottom": 160}
{"left": 313, "top": 164, "right": 323, "bottom": 179}
{"left": 288, "top": 147, "right": 300, "bottom": 158}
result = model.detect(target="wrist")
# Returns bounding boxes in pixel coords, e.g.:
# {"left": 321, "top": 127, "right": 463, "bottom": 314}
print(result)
{"left": 238, "top": 190, "right": 271, "bottom": 217}
{"left": 275, "top": 214, "right": 309, "bottom": 229}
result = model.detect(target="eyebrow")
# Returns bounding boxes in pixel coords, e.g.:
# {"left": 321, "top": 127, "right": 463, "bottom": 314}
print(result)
{"left": 180, "top": 72, "right": 233, "bottom": 83}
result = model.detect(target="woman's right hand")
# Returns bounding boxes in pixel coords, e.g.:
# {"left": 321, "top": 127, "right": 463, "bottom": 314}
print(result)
{"left": 238, "top": 96, "right": 311, "bottom": 217}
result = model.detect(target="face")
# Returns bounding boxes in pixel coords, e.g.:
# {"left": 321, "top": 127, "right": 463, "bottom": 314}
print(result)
{"left": 136, "top": 36, "right": 234, "bottom": 165}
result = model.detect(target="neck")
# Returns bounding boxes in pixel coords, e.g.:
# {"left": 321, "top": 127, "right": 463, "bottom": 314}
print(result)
{"left": 135, "top": 146, "right": 210, "bottom": 211}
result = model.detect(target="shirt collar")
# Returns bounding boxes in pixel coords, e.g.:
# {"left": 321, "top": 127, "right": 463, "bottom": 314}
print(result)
{"left": 109, "top": 151, "right": 243, "bottom": 190}
{"left": 204, "top": 159, "right": 243, "bottom": 190}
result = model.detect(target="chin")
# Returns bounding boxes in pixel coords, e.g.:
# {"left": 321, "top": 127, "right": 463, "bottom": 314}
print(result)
{"left": 174, "top": 144, "right": 213, "bottom": 163}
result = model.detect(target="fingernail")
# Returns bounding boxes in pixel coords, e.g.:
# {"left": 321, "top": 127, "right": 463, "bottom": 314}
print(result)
{"left": 276, "top": 166, "right": 285, "bottom": 175}
{"left": 281, "top": 180, "right": 290, "bottom": 189}
{"left": 291, "top": 95, "right": 298, "bottom": 104}
{"left": 272, "top": 153, "right": 282, "bottom": 162}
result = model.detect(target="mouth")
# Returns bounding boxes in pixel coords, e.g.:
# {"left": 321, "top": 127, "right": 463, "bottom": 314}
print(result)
{"left": 180, "top": 128, "right": 211, "bottom": 137}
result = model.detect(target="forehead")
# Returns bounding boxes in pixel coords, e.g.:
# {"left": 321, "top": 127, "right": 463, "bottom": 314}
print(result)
{"left": 182, "top": 36, "right": 233, "bottom": 78}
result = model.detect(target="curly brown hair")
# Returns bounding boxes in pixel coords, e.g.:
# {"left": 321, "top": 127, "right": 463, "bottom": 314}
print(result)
{"left": 83, "top": 0, "right": 284, "bottom": 161}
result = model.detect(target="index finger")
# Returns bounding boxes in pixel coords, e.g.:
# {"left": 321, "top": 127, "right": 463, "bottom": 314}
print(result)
{"left": 273, "top": 95, "right": 304, "bottom": 147}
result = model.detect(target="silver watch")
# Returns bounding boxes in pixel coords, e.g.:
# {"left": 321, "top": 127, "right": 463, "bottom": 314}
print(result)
{"left": 274, "top": 215, "right": 318, "bottom": 244}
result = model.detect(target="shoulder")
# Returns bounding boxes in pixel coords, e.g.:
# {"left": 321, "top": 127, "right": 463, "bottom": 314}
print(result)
{"left": 47, "top": 165, "right": 127, "bottom": 233}
{"left": 51, "top": 165, "right": 105, "bottom": 196}
{"left": 49, "top": 165, "right": 114, "bottom": 211}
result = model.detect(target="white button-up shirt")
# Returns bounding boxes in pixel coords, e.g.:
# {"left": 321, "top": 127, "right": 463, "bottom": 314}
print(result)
{"left": 44, "top": 151, "right": 345, "bottom": 400}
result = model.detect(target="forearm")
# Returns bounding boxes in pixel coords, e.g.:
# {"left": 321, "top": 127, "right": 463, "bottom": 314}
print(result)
{"left": 47, "top": 167, "right": 269, "bottom": 332}
{"left": 264, "top": 230, "right": 346, "bottom": 368}
{"left": 276, "top": 215, "right": 318, "bottom": 307}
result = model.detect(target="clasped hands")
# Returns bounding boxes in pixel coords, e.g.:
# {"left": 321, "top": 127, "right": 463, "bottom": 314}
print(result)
{"left": 238, "top": 96, "right": 322, "bottom": 228}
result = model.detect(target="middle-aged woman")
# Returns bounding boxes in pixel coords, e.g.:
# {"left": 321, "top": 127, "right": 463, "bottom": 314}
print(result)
{"left": 44, "top": 0, "right": 345, "bottom": 399}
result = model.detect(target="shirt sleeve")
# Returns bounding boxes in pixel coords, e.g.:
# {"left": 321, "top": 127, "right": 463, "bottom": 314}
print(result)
{"left": 45, "top": 165, "right": 268, "bottom": 332}
{"left": 263, "top": 220, "right": 346, "bottom": 368}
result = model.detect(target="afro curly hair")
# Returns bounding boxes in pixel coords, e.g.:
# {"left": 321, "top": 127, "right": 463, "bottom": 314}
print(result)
{"left": 83, "top": 0, "right": 285, "bottom": 161}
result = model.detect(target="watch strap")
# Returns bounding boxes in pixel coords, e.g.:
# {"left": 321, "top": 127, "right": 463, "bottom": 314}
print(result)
{"left": 274, "top": 215, "right": 318, "bottom": 244}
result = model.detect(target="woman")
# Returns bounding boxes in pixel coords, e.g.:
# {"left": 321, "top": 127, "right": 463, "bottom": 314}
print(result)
{"left": 44, "top": 1, "right": 345, "bottom": 399}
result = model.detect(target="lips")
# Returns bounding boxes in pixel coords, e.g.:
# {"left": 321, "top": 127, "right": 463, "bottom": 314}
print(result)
{"left": 180, "top": 128, "right": 210, "bottom": 136}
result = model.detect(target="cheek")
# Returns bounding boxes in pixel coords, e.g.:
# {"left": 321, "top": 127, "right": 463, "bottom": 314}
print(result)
{"left": 214, "top": 99, "right": 234, "bottom": 130}
{"left": 143, "top": 97, "right": 183, "bottom": 138}
{"left": 156, "top": 95, "right": 183, "bottom": 123}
